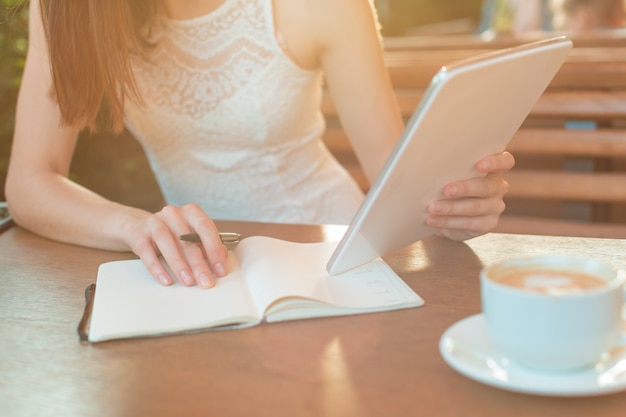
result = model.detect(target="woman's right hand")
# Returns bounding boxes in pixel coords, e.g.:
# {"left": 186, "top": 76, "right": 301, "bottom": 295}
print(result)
{"left": 6, "top": 0, "right": 225, "bottom": 290}
{"left": 124, "top": 203, "right": 229, "bottom": 289}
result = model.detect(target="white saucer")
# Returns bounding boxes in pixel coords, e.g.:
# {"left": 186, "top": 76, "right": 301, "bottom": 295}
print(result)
{"left": 439, "top": 314, "right": 626, "bottom": 396}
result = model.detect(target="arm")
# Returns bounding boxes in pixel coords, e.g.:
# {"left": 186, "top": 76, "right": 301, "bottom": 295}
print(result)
{"left": 5, "top": 0, "right": 226, "bottom": 288}
{"left": 316, "top": 1, "right": 404, "bottom": 183}
{"left": 274, "top": 0, "right": 403, "bottom": 184}
{"left": 277, "top": 0, "right": 514, "bottom": 240}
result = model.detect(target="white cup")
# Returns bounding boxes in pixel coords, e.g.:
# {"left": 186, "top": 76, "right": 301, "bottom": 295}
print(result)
{"left": 480, "top": 256, "right": 626, "bottom": 372}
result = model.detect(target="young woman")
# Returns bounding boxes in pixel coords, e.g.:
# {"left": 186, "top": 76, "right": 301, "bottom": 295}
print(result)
{"left": 6, "top": 0, "right": 514, "bottom": 289}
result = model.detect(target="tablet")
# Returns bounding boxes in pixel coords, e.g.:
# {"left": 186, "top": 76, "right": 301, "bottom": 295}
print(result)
{"left": 327, "top": 36, "right": 572, "bottom": 275}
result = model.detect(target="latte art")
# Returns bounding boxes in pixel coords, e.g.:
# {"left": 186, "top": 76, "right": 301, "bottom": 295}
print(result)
{"left": 490, "top": 269, "right": 606, "bottom": 295}
{"left": 481, "top": 256, "right": 623, "bottom": 371}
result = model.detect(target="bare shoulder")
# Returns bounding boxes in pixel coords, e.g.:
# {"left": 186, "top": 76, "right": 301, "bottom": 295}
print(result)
{"left": 272, "top": 0, "right": 381, "bottom": 69}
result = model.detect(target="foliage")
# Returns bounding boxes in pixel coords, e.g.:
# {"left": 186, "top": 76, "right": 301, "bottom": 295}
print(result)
{"left": 0, "top": 0, "right": 28, "bottom": 197}
{"left": 0, "top": 0, "right": 28, "bottom": 135}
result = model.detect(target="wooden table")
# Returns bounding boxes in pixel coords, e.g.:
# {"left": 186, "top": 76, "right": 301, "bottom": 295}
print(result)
{"left": 1, "top": 222, "right": 626, "bottom": 417}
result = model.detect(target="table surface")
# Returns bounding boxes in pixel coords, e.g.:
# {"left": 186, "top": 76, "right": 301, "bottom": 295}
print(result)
{"left": 2, "top": 221, "right": 626, "bottom": 417}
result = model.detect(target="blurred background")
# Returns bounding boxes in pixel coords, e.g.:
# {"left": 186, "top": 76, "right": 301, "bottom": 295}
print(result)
{"left": 0, "top": 0, "right": 26, "bottom": 203}
{"left": 376, "top": 0, "right": 484, "bottom": 35}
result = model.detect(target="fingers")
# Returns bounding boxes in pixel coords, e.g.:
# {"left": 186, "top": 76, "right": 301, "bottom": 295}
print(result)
{"left": 129, "top": 203, "right": 229, "bottom": 289}
{"left": 476, "top": 151, "right": 515, "bottom": 176}
{"left": 427, "top": 194, "right": 504, "bottom": 234}
{"left": 133, "top": 234, "right": 174, "bottom": 287}
{"left": 427, "top": 151, "right": 514, "bottom": 241}
{"left": 427, "top": 196, "right": 505, "bottom": 238}
{"left": 441, "top": 151, "right": 513, "bottom": 200}
{"left": 440, "top": 174, "right": 510, "bottom": 202}
{"left": 182, "top": 205, "right": 228, "bottom": 278}
{"left": 428, "top": 195, "right": 506, "bottom": 219}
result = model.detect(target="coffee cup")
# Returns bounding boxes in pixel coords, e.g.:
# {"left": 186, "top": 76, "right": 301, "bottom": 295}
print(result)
{"left": 480, "top": 256, "right": 626, "bottom": 372}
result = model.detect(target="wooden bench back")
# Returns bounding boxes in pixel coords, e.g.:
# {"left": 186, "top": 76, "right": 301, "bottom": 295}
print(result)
{"left": 382, "top": 30, "right": 626, "bottom": 51}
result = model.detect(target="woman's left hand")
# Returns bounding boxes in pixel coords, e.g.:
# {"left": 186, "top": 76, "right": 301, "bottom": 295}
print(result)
{"left": 425, "top": 151, "right": 515, "bottom": 241}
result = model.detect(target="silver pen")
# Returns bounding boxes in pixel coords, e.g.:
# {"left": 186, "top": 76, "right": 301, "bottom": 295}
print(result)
{"left": 179, "top": 232, "right": 241, "bottom": 244}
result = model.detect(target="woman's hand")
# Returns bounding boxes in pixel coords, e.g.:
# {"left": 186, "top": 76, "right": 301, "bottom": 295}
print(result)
{"left": 124, "top": 203, "right": 228, "bottom": 289}
{"left": 425, "top": 151, "right": 515, "bottom": 241}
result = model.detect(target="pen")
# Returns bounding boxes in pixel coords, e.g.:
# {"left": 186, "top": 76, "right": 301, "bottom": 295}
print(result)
{"left": 0, "top": 202, "right": 13, "bottom": 233}
{"left": 179, "top": 232, "right": 241, "bottom": 244}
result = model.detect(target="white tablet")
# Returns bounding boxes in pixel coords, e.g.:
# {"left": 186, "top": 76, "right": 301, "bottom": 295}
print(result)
{"left": 327, "top": 36, "right": 572, "bottom": 275}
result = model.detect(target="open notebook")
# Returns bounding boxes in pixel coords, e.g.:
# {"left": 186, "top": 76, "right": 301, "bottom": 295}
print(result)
{"left": 83, "top": 237, "right": 424, "bottom": 342}
{"left": 81, "top": 37, "right": 571, "bottom": 342}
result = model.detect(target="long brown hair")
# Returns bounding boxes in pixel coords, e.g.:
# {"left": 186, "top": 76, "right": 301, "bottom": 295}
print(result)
{"left": 38, "top": 0, "right": 158, "bottom": 132}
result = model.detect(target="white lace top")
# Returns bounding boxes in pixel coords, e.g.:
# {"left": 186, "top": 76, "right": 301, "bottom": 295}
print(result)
{"left": 124, "top": 0, "right": 364, "bottom": 225}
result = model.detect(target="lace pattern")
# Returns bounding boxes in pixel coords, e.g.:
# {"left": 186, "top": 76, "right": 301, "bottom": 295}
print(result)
{"left": 123, "top": 0, "right": 364, "bottom": 224}
{"left": 132, "top": 0, "right": 274, "bottom": 119}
